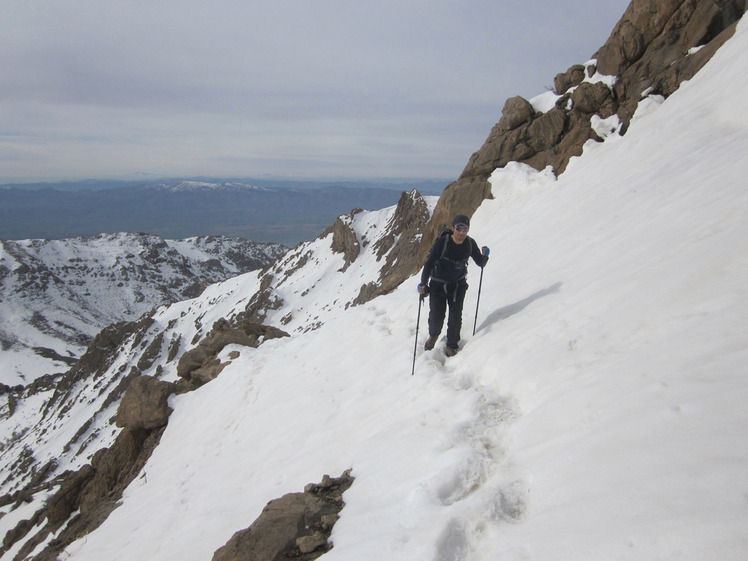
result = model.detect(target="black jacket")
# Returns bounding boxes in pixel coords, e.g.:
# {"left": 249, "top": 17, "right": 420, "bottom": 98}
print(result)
{"left": 420, "top": 231, "right": 487, "bottom": 287}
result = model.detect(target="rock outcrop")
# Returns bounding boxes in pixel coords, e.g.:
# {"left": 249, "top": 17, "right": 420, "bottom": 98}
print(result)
{"left": 2, "top": 426, "right": 165, "bottom": 561}
{"left": 176, "top": 318, "right": 289, "bottom": 389}
{"left": 116, "top": 375, "right": 175, "bottom": 430}
{"left": 353, "top": 189, "right": 431, "bottom": 304}
{"left": 595, "top": 0, "right": 746, "bottom": 125}
{"left": 418, "top": 0, "right": 746, "bottom": 263}
{"left": 238, "top": 189, "right": 432, "bottom": 325}
{"left": 212, "top": 471, "right": 354, "bottom": 561}
{"left": 329, "top": 210, "right": 363, "bottom": 272}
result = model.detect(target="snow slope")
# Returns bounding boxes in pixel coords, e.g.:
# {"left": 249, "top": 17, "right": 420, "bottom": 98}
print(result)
{"left": 4, "top": 17, "right": 748, "bottom": 561}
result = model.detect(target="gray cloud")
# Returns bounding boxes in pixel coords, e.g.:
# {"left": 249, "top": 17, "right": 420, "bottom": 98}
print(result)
{"left": 1, "top": 0, "right": 630, "bottom": 182}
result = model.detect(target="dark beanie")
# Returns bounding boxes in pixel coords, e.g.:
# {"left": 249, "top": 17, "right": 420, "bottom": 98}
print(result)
{"left": 452, "top": 214, "right": 470, "bottom": 228}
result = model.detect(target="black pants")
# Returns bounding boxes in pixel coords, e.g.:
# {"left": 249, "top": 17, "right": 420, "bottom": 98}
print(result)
{"left": 428, "top": 280, "right": 468, "bottom": 349}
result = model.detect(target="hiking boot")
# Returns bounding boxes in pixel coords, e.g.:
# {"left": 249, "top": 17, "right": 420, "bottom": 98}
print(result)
{"left": 424, "top": 336, "right": 437, "bottom": 351}
{"left": 445, "top": 346, "right": 459, "bottom": 357}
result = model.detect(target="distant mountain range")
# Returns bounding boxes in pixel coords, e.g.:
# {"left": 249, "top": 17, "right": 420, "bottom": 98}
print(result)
{"left": 0, "top": 178, "right": 447, "bottom": 246}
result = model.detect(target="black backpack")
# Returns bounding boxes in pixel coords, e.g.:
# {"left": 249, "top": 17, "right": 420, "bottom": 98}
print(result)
{"left": 433, "top": 228, "right": 471, "bottom": 281}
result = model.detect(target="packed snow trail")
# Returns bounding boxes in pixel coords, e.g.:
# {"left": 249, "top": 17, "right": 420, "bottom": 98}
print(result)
{"left": 56, "top": 292, "right": 524, "bottom": 561}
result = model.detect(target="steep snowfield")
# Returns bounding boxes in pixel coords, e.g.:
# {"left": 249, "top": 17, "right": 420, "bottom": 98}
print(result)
{"left": 4, "top": 18, "right": 748, "bottom": 561}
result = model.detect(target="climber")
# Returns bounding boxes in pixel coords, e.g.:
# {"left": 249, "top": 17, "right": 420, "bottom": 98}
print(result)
{"left": 418, "top": 214, "right": 489, "bottom": 356}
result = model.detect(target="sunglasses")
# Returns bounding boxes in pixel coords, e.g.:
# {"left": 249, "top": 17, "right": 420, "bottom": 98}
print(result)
{"left": 454, "top": 226, "right": 469, "bottom": 233}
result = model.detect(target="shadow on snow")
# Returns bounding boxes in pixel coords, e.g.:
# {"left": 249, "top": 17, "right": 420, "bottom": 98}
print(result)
{"left": 475, "top": 282, "right": 563, "bottom": 334}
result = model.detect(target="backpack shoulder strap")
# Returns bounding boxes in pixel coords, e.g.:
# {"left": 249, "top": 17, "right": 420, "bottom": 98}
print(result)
{"left": 438, "top": 228, "right": 452, "bottom": 260}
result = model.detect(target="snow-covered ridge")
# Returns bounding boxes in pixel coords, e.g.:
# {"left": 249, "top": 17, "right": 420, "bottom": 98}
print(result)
{"left": 244, "top": 191, "right": 438, "bottom": 335}
{"left": 0, "top": 233, "right": 286, "bottom": 385}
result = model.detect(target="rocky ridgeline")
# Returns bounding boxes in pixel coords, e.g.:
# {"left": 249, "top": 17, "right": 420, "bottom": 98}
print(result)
{"left": 0, "top": 293, "right": 352, "bottom": 559}
{"left": 0, "top": 314, "right": 291, "bottom": 560}
{"left": 238, "top": 189, "right": 432, "bottom": 329}
{"left": 420, "top": 0, "right": 747, "bottom": 259}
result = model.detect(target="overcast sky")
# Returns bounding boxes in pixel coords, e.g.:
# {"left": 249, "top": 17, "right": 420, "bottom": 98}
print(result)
{"left": 1, "top": 0, "right": 631, "bottom": 183}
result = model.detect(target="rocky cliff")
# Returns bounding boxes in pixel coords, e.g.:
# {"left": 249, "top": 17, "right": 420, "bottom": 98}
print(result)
{"left": 420, "top": 0, "right": 746, "bottom": 261}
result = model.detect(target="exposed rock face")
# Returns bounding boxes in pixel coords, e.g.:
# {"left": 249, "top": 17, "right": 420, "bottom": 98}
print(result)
{"left": 553, "top": 64, "right": 587, "bottom": 94}
{"left": 0, "top": 311, "right": 160, "bottom": 549}
{"left": 3, "top": 426, "right": 165, "bottom": 561}
{"left": 238, "top": 189, "right": 432, "bottom": 326}
{"left": 312, "top": 190, "right": 432, "bottom": 306}
{"left": 354, "top": 189, "right": 431, "bottom": 304}
{"left": 595, "top": 0, "right": 746, "bottom": 124}
{"left": 21, "top": 314, "right": 157, "bottom": 451}
{"left": 70, "top": 314, "right": 155, "bottom": 381}
{"left": 418, "top": 0, "right": 746, "bottom": 264}
{"left": 116, "top": 375, "right": 175, "bottom": 430}
{"left": 212, "top": 471, "right": 354, "bottom": 561}
{"left": 236, "top": 266, "right": 286, "bottom": 328}
{"left": 329, "top": 210, "right": 363, "bottom": 272}
{"left": 0, "top": 312, "right": 287, "bottom": 559}
{"left": 496, "top": 95, "right": 535, "bottom": 133}
{"left": 176, "top": 318, "right": 289, "bottom": 389}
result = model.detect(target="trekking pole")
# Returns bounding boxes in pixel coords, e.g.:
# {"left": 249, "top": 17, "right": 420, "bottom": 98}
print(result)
{"left": 472, "top": 266, "right": 484, "bottom": 336}
{"left": 412, "top": 292, "right": 425, "bottom": 376}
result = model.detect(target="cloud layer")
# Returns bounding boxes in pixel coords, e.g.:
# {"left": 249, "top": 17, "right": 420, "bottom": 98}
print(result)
{"left": 1, "top": 0, "right": 630, "bottom": 182}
